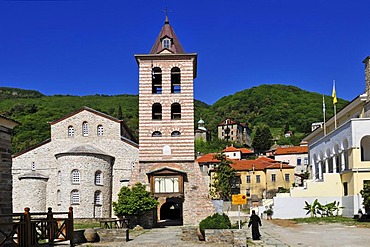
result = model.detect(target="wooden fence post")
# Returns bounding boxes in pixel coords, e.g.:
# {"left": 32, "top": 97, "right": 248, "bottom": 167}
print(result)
{"left": 68, "top": 207, "right": 74, "bottom": 246}
{"left": 23, "top": 207, "right": 32, "bottom": 247}
{"left": 47, "top": 207, "right": 54, "bottom": 243}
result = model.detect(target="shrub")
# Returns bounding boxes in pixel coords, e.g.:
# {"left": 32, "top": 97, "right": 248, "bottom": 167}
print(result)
{"left": 199, "top": 213, "right": 231, "bottom": 237}
{"left": 112, "top": 182, "right": 158, "bottom": 216}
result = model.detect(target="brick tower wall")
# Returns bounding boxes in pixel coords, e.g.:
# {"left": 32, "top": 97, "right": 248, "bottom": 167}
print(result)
{"left": 0, "top": 125, "right": 14, "bottom": 224}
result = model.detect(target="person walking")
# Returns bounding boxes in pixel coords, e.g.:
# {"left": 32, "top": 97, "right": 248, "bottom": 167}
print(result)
{"left": 248, "top": 210, "right": 262, "bottom": 240}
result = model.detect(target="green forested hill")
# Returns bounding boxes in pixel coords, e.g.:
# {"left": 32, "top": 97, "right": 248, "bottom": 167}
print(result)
{"left": 0, "top": 85, "right": 348, "bottom": 153}
{"left": 195, "top": 84, "right": 347, "bottom": 136}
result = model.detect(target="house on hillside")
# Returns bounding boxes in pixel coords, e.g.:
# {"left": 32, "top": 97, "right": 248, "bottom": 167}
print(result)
{"left": 223, "top": 145, "right": 254, "bottom": 160}
{"left": 273, "top": 56, "right": 370, "bottom": 219}
{"left": 217, "top": 119, "right": 251, "bottom": 147}
{"left": 274, "top": 145, "right": 309, "bottom": 186}
{"left": 12, "top": 107, "right": 139, "bottom": 219}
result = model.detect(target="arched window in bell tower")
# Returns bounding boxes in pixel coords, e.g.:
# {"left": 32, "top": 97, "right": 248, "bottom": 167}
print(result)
{"left": 152, "top": 67, "right": 162, "bottom": 94}
{"left": 171, "top": 103, "right": 181, "bottom": 120}
{"left": 152, "top": 103, "right": 162, "bottom": 120}
{"left": 171, "top": 67, "right": 181, "bottom": 93}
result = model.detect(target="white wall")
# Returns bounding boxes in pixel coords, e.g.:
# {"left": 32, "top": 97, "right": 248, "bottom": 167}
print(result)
{"left": 273, "top": 196, "right": 342, "bottom": 219}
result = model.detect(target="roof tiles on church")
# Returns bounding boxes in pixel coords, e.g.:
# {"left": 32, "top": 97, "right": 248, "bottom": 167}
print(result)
{"left": 150, "top": 16, "right": 185, "bottom": 54}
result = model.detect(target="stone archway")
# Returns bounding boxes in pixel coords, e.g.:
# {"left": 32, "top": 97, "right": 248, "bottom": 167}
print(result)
{"left": 159, "top": 198, "right": 183, "bottom": 225}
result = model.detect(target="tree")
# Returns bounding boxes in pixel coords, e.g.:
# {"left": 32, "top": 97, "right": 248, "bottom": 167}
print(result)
{"left": 113, "top": 183, "right": 158, "bottom": 216}
{"left": 211, "top": 154, "right": 236, "bottom": 201}
{"left": 360, "top": 181, "right": 370, "bottom": 214}
{"left": 252, "top": 124, "right": 273, "bottom": 155}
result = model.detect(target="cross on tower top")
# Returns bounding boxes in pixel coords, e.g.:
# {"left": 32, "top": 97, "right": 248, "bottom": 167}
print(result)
{"left": 162, "top": 7, "right": 172, "bottom": 24}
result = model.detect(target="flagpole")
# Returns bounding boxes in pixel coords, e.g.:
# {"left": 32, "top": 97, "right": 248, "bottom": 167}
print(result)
{"left": 332, "top": 80, "right": 337, "bottom": 129}
{"left": 323, "top": 95, "right": 326, "bottom": 136}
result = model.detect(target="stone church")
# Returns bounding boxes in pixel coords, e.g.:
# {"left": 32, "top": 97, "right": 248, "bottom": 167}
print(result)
{"left": 12, "top": 15, "right": 214, "bottom": 225}
{"left": 131, "top": 16, "right": 215, "bottom": 225}
{"left": 12, "top": 107, "right": 139, "bottom": 218}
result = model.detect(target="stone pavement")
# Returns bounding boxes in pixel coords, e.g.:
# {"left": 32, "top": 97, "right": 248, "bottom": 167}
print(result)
{"left": 249, "top": 219, "right": 370, "bottom": 247}
{"left": 72, "top": 217, "right": 370, "bottom": 247}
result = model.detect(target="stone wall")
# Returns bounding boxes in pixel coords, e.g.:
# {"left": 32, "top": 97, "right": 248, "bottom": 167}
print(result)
{"left": 204, "top": 229, "right": 247, "bottom": 246}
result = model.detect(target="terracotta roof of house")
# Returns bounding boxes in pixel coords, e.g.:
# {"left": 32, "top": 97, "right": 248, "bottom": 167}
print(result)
{"left": 196, "top": 153, "right": 221, "bottom": 163}
{"left": 239, "top": 148, "right": 254, "bottom": 154}
{"left": 217, "top": 119, "right": 239, "bottom": 126}
{"left": 230, "top": 158, "right": 294, "bottom": 171}
{"left": 223, "top": 146, "right": 254, "bottom": 154}
{"left": 274, "top": 146, "right": 308, "bottom": 155}
{"left": 223, "top": 146, "right": 238, "bottom": 152}
{"left": 150, "top": 16, "right": 185, "bottom": 54}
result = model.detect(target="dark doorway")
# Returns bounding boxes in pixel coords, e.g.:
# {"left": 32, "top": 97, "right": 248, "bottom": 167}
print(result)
{"left": 159, "top": 198, "right": 182, "bottom": 226}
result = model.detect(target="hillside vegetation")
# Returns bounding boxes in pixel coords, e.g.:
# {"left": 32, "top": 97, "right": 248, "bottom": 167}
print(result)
{"left": 0, "top": 85, "right": 348, "bottom": 154}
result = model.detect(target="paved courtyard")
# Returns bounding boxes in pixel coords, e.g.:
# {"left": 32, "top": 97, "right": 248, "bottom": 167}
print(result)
{"left": 75, "top": 218, "right": 370, "bottom": 247}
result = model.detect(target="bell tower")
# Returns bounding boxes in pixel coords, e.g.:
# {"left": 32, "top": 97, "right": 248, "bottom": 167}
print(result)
{"left": 133, "top": 15, "right": 214, "bottom": 225}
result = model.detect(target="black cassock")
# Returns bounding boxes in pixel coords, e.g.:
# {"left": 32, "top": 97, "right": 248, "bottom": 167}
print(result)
{"left": 248, "top": 214, "right": 262, "bottom": 240}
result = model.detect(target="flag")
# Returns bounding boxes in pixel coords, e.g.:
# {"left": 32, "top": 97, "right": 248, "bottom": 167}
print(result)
{"left": 332, "top": 81, "right": 337, "bottom": 104}
{"left": 322, "top": 95, "right": 326, "bottom": 114}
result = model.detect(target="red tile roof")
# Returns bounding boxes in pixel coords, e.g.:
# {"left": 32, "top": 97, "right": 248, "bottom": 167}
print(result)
{"left": 196, "top": 153, "right": 221, "bottom": 163}
{"left": 223, "top": 146, "right": 254, "bottom": 154}
{"left": 230, "top": 157, "right": 294, "bottom": 171}
{"left": 223, "top": 146, "right": 238, "bottom": 152}
{"left": 239, "top": 148, "right": 254, "bottom": 154}
{"left": 274, "top": 146, "right": 308, "bottom": 155}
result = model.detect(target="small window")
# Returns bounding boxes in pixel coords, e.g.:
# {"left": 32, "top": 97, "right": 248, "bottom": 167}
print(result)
{"left": 82, "top": 122, "right": 89, "bottom": 136}
{"left": 256, "top": 175, "right": 261, "bottom": 183}
{"left": 152, "top": 131, "right": 162, "bottom": 137}
{"left": 171, "top": 103, "right": 181, "bottom": 120}
{"left": 68, "top": 126, "right": 74, "bottom": 137}
{"left": 271, "top": 174, "right": 276, "bottom": 182}
{"left": 246, "top": 189, "right": 251, "bottom": 197}
{"left": 171, "top": 131, "right": 181, "bottom": 137}
{"left": 163, "top": 38, "right": 170, "bottom": 49}
{"left": 171, "top": 67, "right": 181, "bottom": 93}
{"left": 285, "top": 174, "right": 290, "bottom": 182}
{"left": 246, "top": 175, "right": 251, "bottom": 183}
{"left": 71, "top": 190, "right": 80, "bottom": 204}
{"left": 97, "top": 125, "right": 103, "bottom": 136}
{"left": 71, "top": 169, "right": 80, "bottom": 184}
{"left": 152, "top": 103, "right": 162, "bottom": 120}
{"left": 94, "top": 191, "right": 102, "bottom": 205}
{"left": 95, "top": 171, "right": 102, "bottom": 185}
{"left": 343, "top": 182, "right": 348, "bottom": 196}
{"left": 297, "top": 158, "right": 302, "bottom": 165}
{"left": 57, "top": 190, "right": 61, "bottom": 205}
{"left": 152, "top": 67, "right": 162, "bottom": 94}
{"left": 304, "top": 157, "right": 308, "bottom": 165}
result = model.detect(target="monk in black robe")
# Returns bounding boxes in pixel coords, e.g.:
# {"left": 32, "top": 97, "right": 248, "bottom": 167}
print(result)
{"left": 248, "top": 210, "right": 262, "bottom": 240}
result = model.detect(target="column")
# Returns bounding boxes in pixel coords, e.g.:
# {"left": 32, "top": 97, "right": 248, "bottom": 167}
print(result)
{"left": 318, "top": 160, "right": 323, "bottom": 179}
{"left": 340, "top": 150, "right": 345, "bottom": 171}
{"left": 332, "top": 155, "right": 337, "bottom": 173}
{"left": 311, "top": 157, "right": 316, "bottom": 180}
{"left": 325, "top": 158, "right": 329, "bottom": 174}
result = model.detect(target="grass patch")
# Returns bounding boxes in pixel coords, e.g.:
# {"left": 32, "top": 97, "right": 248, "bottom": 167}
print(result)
{"left": 292, "top": 217, "right": 370, "bottom": 227}
{"left": 74, "top": 222, "right": 100, "bottom": 230}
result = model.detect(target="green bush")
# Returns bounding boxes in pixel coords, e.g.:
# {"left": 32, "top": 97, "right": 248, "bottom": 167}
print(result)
{"left": 199, "top": 213, "right": 231, "bottom": 237}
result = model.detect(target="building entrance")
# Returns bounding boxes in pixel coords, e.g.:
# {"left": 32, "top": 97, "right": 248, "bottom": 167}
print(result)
{"left": 160, "top": 198, "right": 182, "bottom": 222}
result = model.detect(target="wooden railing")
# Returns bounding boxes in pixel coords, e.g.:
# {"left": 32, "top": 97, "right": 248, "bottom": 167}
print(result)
{"left": 0, "top": 207, "right": 74, "bottom": 247}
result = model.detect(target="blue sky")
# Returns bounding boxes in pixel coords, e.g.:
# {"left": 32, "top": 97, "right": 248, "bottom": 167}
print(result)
{"left": 1, "top": 0, "right": 369, "bottom": 105}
